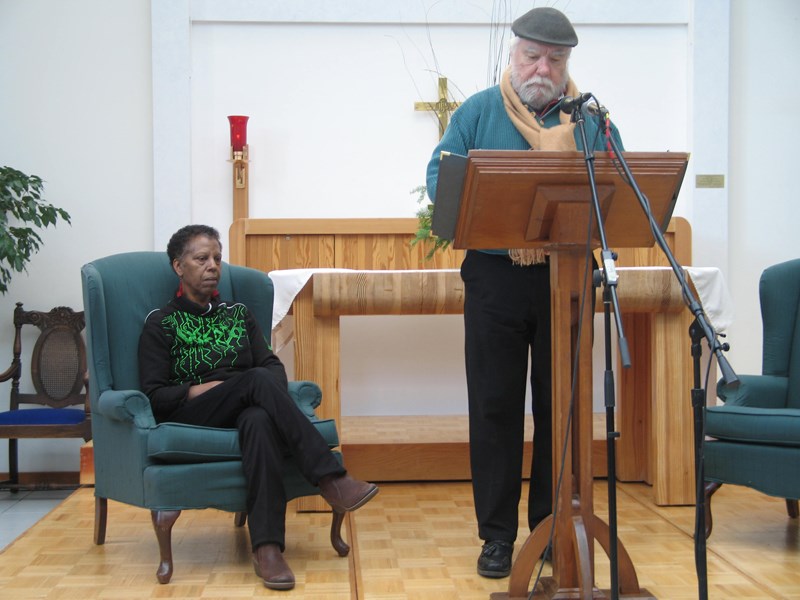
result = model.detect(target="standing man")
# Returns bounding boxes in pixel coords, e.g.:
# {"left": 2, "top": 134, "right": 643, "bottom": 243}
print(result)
{"left": 425, "top": 7, "right": 623, "bottom": 578}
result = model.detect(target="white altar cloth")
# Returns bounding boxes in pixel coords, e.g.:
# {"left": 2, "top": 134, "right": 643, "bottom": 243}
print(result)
{"left": 268, "top": 266, "right": 734, "bottom": 351}
{"left": 620, "top": 266, "right": 735, "bottom": 333}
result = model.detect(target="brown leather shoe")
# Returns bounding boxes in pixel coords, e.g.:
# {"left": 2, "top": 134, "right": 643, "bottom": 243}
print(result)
{"left": 319, "top": 474, "right": 379, "bottom": 513}
{"left": 252, "top": 544, "right": 295, "bottom": 590}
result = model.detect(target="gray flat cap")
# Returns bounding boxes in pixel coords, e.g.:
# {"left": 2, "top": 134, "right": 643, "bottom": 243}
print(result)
{"left": 511, "top": 7, "right": 578, "bottom": 47}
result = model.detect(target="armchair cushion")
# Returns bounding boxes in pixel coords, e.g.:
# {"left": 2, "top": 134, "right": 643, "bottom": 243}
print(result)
{"left": 706, "top": 405, "right": 800, "bottom": 447}
{"left": 148, "top": 417, "right": 340, "bottom": 464}
{"left": 147, "top": 423, "right": 240, "bottom": 463}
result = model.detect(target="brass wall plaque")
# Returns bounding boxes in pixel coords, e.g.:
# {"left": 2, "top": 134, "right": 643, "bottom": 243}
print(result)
{"left": 696, "top": 174, "right": 725, "bottom": 188}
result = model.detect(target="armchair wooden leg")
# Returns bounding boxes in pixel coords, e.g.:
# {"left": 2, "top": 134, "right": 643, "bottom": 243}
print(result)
{"left": 787, "top": 499, "right": 799, "bottom": 519}
{"left": 94, "top": 496, "right": 107, "bottom": 545}
{"left": 330, "top": 510, "right": 350, "bottom": 557}
{"left": 704, "top": 482, "right": 722, "bottom": 539}
{"left": 151, "top": 510, "right": 181, "bottom": 584}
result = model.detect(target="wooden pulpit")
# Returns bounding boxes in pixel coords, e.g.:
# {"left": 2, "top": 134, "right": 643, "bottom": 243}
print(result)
{"left": 438, "top": 150, "right": 689, "bottom": 600}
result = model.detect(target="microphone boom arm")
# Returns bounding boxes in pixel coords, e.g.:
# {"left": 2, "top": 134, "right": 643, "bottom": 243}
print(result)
{"left": 602, "top": 132, "right": 738, "bottom": 386}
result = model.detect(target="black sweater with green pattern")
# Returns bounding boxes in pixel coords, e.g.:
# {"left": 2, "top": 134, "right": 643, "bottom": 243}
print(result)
{"left": 138, "top": 294, "right": 287, "bottom": 421}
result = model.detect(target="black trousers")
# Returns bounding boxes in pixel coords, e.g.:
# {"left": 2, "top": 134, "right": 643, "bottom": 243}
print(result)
{"left": 461, "top": 250, "right": 552, "bottom": 543}
{"left": 165, "top": 368, "right": 345, "bottom": 551}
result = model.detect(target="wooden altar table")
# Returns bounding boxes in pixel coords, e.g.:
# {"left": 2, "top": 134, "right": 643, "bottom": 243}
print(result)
{"left": 281, "top": 266, "right": 724, "bottom": 507}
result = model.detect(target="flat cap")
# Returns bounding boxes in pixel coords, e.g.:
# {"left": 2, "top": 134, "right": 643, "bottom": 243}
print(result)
{"left": 511, "top": 7, "right": 578, "bottom": 47}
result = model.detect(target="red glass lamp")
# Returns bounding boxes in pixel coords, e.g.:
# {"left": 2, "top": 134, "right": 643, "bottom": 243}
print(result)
{"left": 228, "top": 115, "right": 249, "bottom": 156}
{"left": 227, "top": 115, "right": 249, "bottom": 219}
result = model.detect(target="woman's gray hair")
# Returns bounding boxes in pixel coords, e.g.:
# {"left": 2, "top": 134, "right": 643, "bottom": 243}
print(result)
{"left": 167, "top": 224, "right": 222, "bottom": 263}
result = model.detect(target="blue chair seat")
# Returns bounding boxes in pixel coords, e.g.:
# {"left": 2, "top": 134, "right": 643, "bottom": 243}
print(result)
{"left": 0, "top": 407, "right": 86, "bottom": 426}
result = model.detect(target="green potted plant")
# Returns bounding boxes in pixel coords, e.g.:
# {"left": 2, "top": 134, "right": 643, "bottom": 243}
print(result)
{"left": 0, "top": 166, "right": 71, "bottom": 295}
{"left": 409, "top": 185, "right": 451, "bottom": 260}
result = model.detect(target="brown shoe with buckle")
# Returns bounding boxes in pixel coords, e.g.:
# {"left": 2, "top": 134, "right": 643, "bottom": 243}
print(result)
{"left": 252, "top": 544, "right": 295, "bottom": 590}
{"left": 319, "top": 473, "right": 379, "bottom": 513}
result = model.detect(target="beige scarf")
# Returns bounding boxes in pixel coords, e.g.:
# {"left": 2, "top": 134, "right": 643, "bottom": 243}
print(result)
{"left": 500, "top": 67, "right": 580, "bottom": 265}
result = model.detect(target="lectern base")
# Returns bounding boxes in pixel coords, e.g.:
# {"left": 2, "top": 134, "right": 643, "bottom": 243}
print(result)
{"left": 490, "top": 580, "right": 656, "bottom": 600}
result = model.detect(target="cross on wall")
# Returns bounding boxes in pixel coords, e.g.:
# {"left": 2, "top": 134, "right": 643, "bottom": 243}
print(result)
{"left": 414, "top": 77, "right": 461, "bottom": 140}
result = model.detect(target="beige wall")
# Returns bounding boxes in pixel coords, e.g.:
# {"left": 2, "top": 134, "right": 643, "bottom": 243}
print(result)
{"left": 0, "top": 0, "right": 153, "bottom": 472}
{"left": 726, "top": 0, "right": 800, "bottom": 372}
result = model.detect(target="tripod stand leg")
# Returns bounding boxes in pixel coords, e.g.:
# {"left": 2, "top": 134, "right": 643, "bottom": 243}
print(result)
{"left": 495, "top": 515, "right": 595, "bottom": 600}
{"left": 592, "top": 514, "right": 641, "bottom": 595}
{"left": 504, "top": 516, "right": 554, "bottom": 599}
{"left": 570, "top": 515, "right": 594, "bottom": 600}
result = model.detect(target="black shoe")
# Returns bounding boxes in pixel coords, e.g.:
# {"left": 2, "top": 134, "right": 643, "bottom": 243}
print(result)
{"left": 477, "top": 540, "right": 514, "bottom": 578}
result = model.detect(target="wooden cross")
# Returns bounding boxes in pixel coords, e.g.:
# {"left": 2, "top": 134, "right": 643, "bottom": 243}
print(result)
{"left": 414, "top": 77, "right": 461, "bottom": 139}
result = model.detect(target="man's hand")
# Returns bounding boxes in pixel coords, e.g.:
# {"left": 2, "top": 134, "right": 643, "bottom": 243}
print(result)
{"left": 187, "top": 380, "right": 223, "bottom": 400}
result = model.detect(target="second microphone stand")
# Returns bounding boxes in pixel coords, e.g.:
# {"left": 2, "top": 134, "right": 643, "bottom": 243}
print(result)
{"left": 591, "top": 103, "right": 739, "bottom": 600}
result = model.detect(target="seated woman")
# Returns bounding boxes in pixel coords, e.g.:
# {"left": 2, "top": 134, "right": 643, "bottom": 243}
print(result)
{"left": 138, "top": 224, "right": 378, "bottom": 590}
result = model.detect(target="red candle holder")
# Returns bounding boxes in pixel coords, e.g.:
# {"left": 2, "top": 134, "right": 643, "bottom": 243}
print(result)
{"left": 227, "top": 115, "right": 250, "bottom": 220}
{"left": 228, "top": 115, "right": 249, "bottom": 159}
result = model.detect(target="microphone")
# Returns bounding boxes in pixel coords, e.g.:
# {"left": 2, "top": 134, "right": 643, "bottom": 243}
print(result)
{"left": 582, "top": 101, "right": 608, "bottom": 118}
{"left": 560, "top": 92, "right": 592, "bottom": 114}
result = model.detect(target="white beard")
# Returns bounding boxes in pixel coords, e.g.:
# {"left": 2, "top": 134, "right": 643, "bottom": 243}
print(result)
{"left": 510, "top": 70, "right": 567, "bottom": 111}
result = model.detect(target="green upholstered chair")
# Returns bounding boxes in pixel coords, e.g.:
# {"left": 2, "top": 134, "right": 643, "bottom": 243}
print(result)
{"left": 80, "top": 251, "right": 348, "bottom": 583}
{"left": 704, "top": 258, "right": 800, "bottom": 537}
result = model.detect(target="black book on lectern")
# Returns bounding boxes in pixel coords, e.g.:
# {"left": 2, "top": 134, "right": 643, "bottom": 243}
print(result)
{"left": 431, "top": 152, "right": 467, "bottom": 242}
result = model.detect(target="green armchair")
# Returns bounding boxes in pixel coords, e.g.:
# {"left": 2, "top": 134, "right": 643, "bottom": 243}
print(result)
{"left": 704, "top": 258, "right": 800, "bottom": 537}
{"left": 80, "top": 251, "right": 348, "bottom": 583}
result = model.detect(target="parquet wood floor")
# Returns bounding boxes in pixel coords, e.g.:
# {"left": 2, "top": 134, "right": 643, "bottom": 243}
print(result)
{"left": 0, "top": 480, "right": 797, "bottom": 599}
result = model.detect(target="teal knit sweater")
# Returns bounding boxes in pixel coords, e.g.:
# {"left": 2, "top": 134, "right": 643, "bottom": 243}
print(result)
{"left": 425, "top": 85, "right": 624, "bottom": 202}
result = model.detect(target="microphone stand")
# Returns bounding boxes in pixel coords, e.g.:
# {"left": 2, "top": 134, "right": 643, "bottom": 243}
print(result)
{"left": 568, "top": 99, "right": 631, "bottom": 600}
{"left": 591, "top": 103, "right": 739, "bottom": 600}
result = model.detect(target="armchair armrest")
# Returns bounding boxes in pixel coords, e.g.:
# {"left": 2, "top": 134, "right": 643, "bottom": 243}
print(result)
{"left": 96, "top": 389, "right": 158, "bottom": 428}
{"left": 287, "top": 380, "right": 339, "bottom": 448}
{"left": 717, "top": 374, "right": 788, "bottom": 409}
{"left": 288, "top": 380, "right": 323, "bottom": 419}
{"left": 0, "top": 361, "right": 19, "bottom": 383}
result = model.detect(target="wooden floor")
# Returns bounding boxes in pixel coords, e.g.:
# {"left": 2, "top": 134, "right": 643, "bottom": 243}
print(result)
{"left": 0, "top": 480, "right": 797, "bottom": 599}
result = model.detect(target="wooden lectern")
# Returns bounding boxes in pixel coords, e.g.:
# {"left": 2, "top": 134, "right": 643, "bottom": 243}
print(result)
{"left": 438, "top": 150, "right": 689, "bottom": 600}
